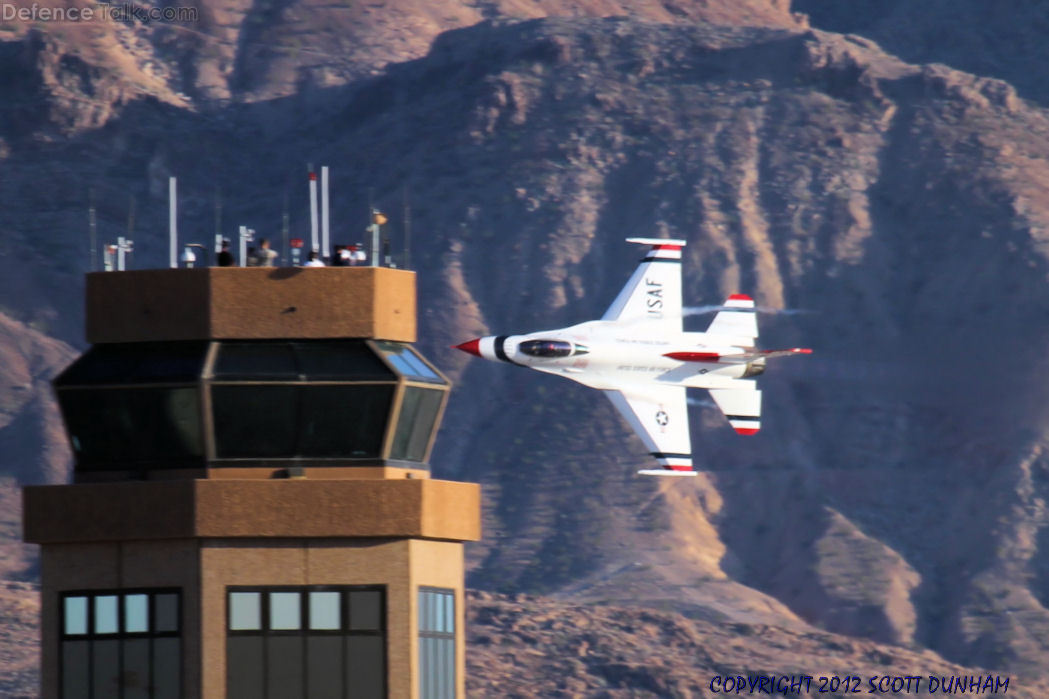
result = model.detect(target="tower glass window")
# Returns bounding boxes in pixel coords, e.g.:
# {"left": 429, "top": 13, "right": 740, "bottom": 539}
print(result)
{"left": 59, "top": 589, "right": 181, "bottom": 699}
{"left": 54, "top": 338, "right": 450, "bottom": 477}
{"left": 418, "top": 587, "right": 456, "bottom": 699}
{"left": 227, "top": 586, "right": 386, "bottom": 699}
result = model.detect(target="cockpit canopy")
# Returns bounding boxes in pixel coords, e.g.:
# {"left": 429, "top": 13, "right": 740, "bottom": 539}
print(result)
{"left": 518, "top": 339, "right": 589, "bottom": 358}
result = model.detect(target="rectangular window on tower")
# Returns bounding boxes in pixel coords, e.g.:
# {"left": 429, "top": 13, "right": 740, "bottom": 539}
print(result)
{"left": 227, "top": 586, "right": 386, "bottom": 699}
{"left": 418, "top": 587, "right": 456, "bottom": 699}
{"left": 59, "top": 589, "right": 181, "bottom": 699}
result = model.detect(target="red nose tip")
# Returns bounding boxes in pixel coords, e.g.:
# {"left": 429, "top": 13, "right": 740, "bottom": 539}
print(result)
{"left": 454, "top": 339, "right": 481, "bottom": 357}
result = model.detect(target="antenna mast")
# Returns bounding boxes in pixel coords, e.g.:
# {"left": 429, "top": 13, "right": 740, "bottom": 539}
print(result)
{"left": 168, "top": 177, "right": 178, "bottom": 268}
{"left": 321, "top": 165, "right": 330, "bottom": 260}
{"left": 126, "top": 195, "right": 136, "bottom": 241}
{"left": 88, "top": 188, "right": 97, "bottom": 272}
{"left": 308, "top": 167, "right": 319, "bottom": 253}
{"left": 214, "top": 184, "right": 222, "bottom": 243}
{"left": 403, "top": 185, "right": 411, "bottom": 271}
{"left": 282, "top": 188, "right": 290, "bottom": 267}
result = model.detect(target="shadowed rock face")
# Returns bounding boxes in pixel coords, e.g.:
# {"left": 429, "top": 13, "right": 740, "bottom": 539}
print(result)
{"left": 3, "top": 3, "right": 1049, "bottom": 693}
{"left": 793, "top": 0, "right": 1049, "bottom": 106}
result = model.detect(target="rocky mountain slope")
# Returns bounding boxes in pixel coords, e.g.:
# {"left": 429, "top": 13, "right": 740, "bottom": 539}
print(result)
{"left": 0, "top": 317, "right": 71, "bottom": 695}
{"left": 794, "top": 0, "right": 1049, "bottom": 105}
{"left": 4, "top": 0, "right": 1049, "bottom": 694}
{"left": 466, "top": 591, "right": 1048, "bottom": 697}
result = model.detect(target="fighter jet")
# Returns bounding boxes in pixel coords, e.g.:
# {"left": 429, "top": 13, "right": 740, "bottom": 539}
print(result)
{"left": 455, "top": 238, "right": 811, "bottom": 476}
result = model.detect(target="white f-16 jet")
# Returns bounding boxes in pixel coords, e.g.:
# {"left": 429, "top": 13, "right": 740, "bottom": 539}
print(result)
{"left": 455, "top": 238, "right": 810, "bottom": 476}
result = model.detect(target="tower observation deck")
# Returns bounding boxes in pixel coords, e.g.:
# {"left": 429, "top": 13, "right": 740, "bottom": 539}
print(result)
{"left": 24, "top": 266, "right": 480, "bottom": 699}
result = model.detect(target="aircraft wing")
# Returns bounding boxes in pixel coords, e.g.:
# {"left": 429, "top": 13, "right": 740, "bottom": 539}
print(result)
{"left": 604, "top": 385, "right": 695, "bottom": 475}
{"left": 601, "top": 238, "right": 685, "bottom": 333}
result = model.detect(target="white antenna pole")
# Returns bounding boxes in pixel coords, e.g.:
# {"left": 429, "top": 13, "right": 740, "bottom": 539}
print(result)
{"left": 282, "top": 189, "right": 290, "bottom": 267}
{"left": 321, "top": 166, "right": 330, "bottom": 259}
{"left": 370, "top": 215, "right": 380, "bottom": 267}
{"left": 117, "top": 236, "right": 133, "bottom": 271}
{"left": 169, "top": 177, "right": 177, "bottom": 268}
{"left": 88, "top": 188, "right": 97, "bottom": 272}
{"left": 309, "top": 172, "right": 319, "bottom": 253}
{"left": 403, "top": 185, "right": 411, "bottom": 271}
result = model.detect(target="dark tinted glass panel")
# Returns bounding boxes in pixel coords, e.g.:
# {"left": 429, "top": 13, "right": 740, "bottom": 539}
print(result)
{"left": 62, "top": 641, "right": 90, "bottom": 699}
{"left": 212, "top": 385, "right": 297, "bottom": 458}
{"left": 374, "top": 341, "right": 445, "bottom": 383}
{"left": 346, "top": 635, "right": 385, "bottom": 699}
{"left": 123, "top": 638, "right": 151, "bottom": 699}
{"left": 419, "top": 637, "right": 455, "bottom": 699}
{"left": 421, "top": 637, "right": 433, "bottom": 699}
{"left": 153, "top": 637, "right": 181, "bottom": 699}
{"left": 267, "top": 635, "right": 303, "bottom": 699}
{"left": 214, "top": 343, "right": 297, "bottom": 380}
{"left": 307, "top": 636, "right": 343, "bottom": 699}
{"left": 391, "top": 387, "right": 444, "bottom": 462}
{"left": 55, "top": 342, "right": 207, "bottom": 386}
{"left": 60, "top": 387, "right": 203, "bottom": 467}
{"left": 349, "top": 590, "right": 382, "bottom": 632}
{"left": 298, "top": 386, "right": 394, "bottom": 458}
{"left": 227, "top": 636, "right": 264, "bottom": 699}
{"left": 154, "top": 593, "right": 179, "bottom": 632}
{"left": 92, "top": 639, "right": 120, "bottom": 698}
{"left": 295, "top": 342, "right": 395, "bottom": 381}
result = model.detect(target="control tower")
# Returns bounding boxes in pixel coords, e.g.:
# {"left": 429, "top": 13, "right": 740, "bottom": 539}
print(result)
{"left": 23, "top": 267, "right": 480, "bottom": 699}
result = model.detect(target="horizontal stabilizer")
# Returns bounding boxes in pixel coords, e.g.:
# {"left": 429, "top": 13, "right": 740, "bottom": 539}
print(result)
{"left": 638, "top": 469, "right": 698, "bottom": 477}
{"left": 759, "top": 347, "right": 812, "bottom": 359}
{"left": 709, "top": 387, "right": 762, "bottom": 435}
{"left": 706, "top": 294, "right": 757, "bottom": 342}
{"left": 625, "top": 237, "right": 688, "bottom": 247}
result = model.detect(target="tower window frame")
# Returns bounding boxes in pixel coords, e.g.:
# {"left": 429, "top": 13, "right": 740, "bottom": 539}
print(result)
{"left": 418, "top": 587, "right": 456, "bottom": 699}
{"left": 59, "top": 588, "right": 182, "bottom": 699}
{"left": 226, "top": 585, "right": 387, "bottom": 699}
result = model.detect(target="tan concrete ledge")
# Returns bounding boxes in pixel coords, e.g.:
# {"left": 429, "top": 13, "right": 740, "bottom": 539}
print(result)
{"left": 23, "top": 478, "right": 479, "bottom": 543}
{"left": 86, "top": 266, "right": 416, "bottom": 343}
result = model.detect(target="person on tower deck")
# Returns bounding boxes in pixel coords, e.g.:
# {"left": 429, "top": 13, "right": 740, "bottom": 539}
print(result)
{"left": 341, "top": 245, "right": 357, "bottom": 266}
{"left": 303, "top": 250, "right": 325, "bottom": 267}
{"left": 256, "top": 238, "right": 278, "bottom": 267}
{"left": 216, "top": 240, "right": 234, "bottom": 267}
{"left": 351, "top": 243, "right": 367, "bottom": 265}
{"left": 331, "top": 245, "right": 347, "bottom": 266}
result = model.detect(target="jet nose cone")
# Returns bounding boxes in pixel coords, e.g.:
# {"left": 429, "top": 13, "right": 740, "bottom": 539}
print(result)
{"left": 454, "top": 338, "right": 482, "bottom": 357}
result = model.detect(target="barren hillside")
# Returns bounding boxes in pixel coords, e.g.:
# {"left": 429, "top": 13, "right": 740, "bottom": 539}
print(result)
{"left": 3, "top": 1, "right": 1049, "bottom": 695}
